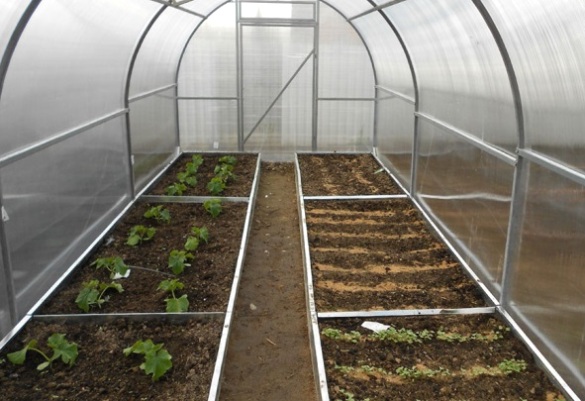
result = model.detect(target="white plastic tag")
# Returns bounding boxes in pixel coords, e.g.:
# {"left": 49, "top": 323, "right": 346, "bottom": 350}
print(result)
{"left": 1, "top": 206, "right": 8, "bottom": 222}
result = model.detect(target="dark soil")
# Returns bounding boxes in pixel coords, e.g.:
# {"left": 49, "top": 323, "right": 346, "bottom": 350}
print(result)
{"left": 320, "top": 314, "right": 566, "bottom": 400}
{"left": 39, "top": 201, "right": 247, "bottom": 314}
{"left": 298, "top": 154, "right": 402, "bottom": 196}
{"left": 305, "top": 199, "right": 487, "bottom": 311}
{"left": 147, "top": 153, "right": 258, "bottom": 197}
{"left": 0, "top": 317, "right": 222, "bottom": 401}
{"left": 219, "top": 163, "right": 317, "bottom": 401}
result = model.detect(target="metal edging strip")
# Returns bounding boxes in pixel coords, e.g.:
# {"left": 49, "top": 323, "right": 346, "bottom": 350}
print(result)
{"left": 372, "top": 151, "right": 412, "bottom": 196}
{"left": 295, "top": 153, "right": 330, "bottom": 401}
{"left": 318, "top": 307, "right": 496, "bottom": 319}
{"left": 207, "top": 154, "right": 261, "bottom": 401}
{"left": 304, "top": 195, "right": 407, "bottom": 201}
{"left": 139, "top": 195, "right": 250, "bottom": 204}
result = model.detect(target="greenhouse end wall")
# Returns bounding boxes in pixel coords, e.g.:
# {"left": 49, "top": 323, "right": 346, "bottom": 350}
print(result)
{"left": 1, "top": 0, "right": 585, "bottom": 399}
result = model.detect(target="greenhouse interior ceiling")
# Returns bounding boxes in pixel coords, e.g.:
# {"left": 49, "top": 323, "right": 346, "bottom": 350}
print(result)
{"left": 0, "top": 0, "right": 584, "bottom": 399}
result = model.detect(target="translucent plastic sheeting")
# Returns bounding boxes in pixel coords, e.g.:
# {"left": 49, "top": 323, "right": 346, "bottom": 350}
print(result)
{"left": 129, "top": 88, "right": 178, "bottom": 192}
{"left": 376, "top": 96, "right": 414, "bottom": 191}
{"left": 0, "top": 0, "right": 157, "bottom": 157}
{"left": 321, "top": 0, "right": 373, "bottom": 19}
{"left": 484, "top": 0, "right": 585, "bottom": 172}
{"left": 242, "top": 25, "right": 313, "bottom": 140}
{"left": 0, "top": 240, "right": 11, "bottom": 338}
{"left": 386, "top": 0, "right": 517, "bottom": 153}
{"left": 245, "top": 63, "right": 313, "bottom": 155}
{"left": 241, "top": 2, "right": 315, "bottom": 19}
{"left": 318, "top": 3, "right": 374, "bottom": 99}
{"left": 179, "top": 0, "right": 229, "bottom": 16}
{"left": 178, "top": 3, "right": 237, "bottom": 98}
{"left": 130, "top": 7, "right": 202, "bottom": 97}
{"left": 179, "top": 99, "right": 238, "bottom": 151}
{"left": 352, "top": 12, "right": 414, "bottom": 98}
{"left": 416, "top": 121, "right": 513, "bottom": 297}
{"left": 508, "top": 163, "right": 585, "bottom": 396}
{"left": 1, "top": 117, "right": 131, "bottom": 318}
{"left": 0, "top": 0, "right": 30, "bottom": 59}
{"left": 317, "top": 100, "right": 373, "bottom": 152}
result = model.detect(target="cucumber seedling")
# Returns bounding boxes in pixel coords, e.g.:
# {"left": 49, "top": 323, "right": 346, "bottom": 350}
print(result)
{"left": 165, "top": 182, "right": 187, "bottom": 196}
{"left": 168, "top": 250, "right": 194, "bottom": 275}
{"left": 123, "top": 339, "right": 172, "bottom": 382}
{"left": 126, "top": 225, "right": 156, "bottom": 246}
{"left": 7, "top": 333, "right": 78, "bottom": 371}
{"left": 75, "top": 279, "right": 124, "bottom": 312}
{"left": 144, "top": 205, "right": 171, "bottom": 224}
{"left": 158, "top": 279, "right": 189, "bottom": 312}
{"left": 206, "top": 176, "right": 226, "bottom": 196}
{"left": 203, "top": 199, "right": 222, "bottom": 218}
{"left": 91, "top": 256, "right": 129, "bottom": 279}
{"left": 184, "top": 225, "right": 209, "bottom": 251}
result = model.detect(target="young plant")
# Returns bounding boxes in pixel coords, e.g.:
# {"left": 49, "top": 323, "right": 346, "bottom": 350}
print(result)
{"left": 184, "top": 226, "right": 209, "bottom": 251}
{"left": 127, "top": 225, "right": 156, "bottom": 246}
{"left": 177, "top": 171, "right": 197, "bottom": 187}
{"left": 7, "top": 333, "right": 78, "bottom": 371}
{"left": 214, "top": 163, "right": 235, "bottom": 182}
{"left": 498, "top": 358, "right": 527, "bottom": 375}
{"left": 123, "top": 339, "right": 172, "bottom": 382}
{"left": 206, "top": 176, "right": 226, "bottom": 196}
{"left": 165, "top": 182, "right": 187, "bottom": 196}
{"left": 203, "top": 199, "right": 222, "bottom": 218}
{"left": 144, "top": 205, "right": 171, "bottom": 224}
{"left": 158, "top": 279, "right": 189, "bottom": 313}
{"left": 189, "top": 154, "right": 204, "bottom": 171}
{"left": 91, "top": 256, "right": 129, "bottom": 279}
{"left": 75, "top": 279, "right": 124, "bottom": 312}
{"left": 218, "top": 155, "right": 237, "bottom": 166}
{"left": 168, "top": 250, "right": 194, "bottom": 275}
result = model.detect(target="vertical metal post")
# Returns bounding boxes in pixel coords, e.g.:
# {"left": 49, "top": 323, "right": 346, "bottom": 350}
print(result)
{"left": 236, "top": 0, "right": 245, "bottom": 151}
{"left": 311, "top": 1, "right": 320, "bottom": 151}
{"left": 472, "top": 0, "right": 525, "bottom": 305}
{"left": 123, "top": 5, "right": 167, "bottom": 199}
{"left": 0, "top": 0, "right": 44, "bottom": 327}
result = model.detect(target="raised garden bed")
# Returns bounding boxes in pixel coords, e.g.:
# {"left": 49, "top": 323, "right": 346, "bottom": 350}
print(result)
{"left": 305, "top": 199, "right": 487, "bottom": 311}
{"left": 320, "top": 314, "right": 566, "bottom": 401}
{"left": 297, "top": 154, "right": 402, "bottom": 196}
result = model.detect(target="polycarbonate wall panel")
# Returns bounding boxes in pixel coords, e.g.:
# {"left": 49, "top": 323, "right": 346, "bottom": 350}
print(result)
{"left": 484, "top": 0, "right": 585, "bottom": 171}
{"left": 508, "top": 163, "right": 585, "bottom": 396}
{"left": 377, "top": 96, "right": 414, "bottom": 190}
{"left": 353, "top": 13, "right": 413, "bottom": 98}
{"left": 416, "top": 121, "right": 513, "bottom": 296}
{"left": 2, "top": 117, "right": 130, "bottom": 317}
{"left": 0, "top": 0, "right": 156, "bottom": 157}
{"left": 179, "top": 4, "right": 236, "bottom": 98}
{"left": 241, "top": 2, "right": 315, "bottom": 19}
{"left": 180, "top": 0, "right": 229, "bottom": 16}
{"left": 387, "top": 0, "right": 517, "bottom": 153}
{"left": 129, "top": 88, "right": 178, "bottom": 192}
{"left": 179, "top": 100, "right": 238, "bottom": 151}
{"left": 130, "top": 8, "right": 202, "bottom": 97}
{"left": 0, "top": 241, "right": 11, "bottom": 338}
{"left": 317, "top": 100, "right": 373, "bottom": 151}
{"left": 319, "top": 3, "right": 374, "bottom": 98}
{"left": 0, "top": 0, "right": 30, "bottom": 59}
{"left": 322, "top": 0, "right": 372, "bottom": 19}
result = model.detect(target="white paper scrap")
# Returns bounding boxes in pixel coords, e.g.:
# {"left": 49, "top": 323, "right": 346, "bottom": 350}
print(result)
{"left": 361, "top": 321, "right": 391, "bottom": 333}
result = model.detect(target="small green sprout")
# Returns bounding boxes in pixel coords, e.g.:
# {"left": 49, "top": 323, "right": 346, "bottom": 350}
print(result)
{"left": 127, "top": 225, "right": 156, "bottom": 246}
{"left": 498, "top": 359, "right": 527, "bottom": 375}
{"left": 91, "top": 256, "right": 129, "bottom": 279}
{"left": 144, "top": 205, "right": 171, "bottom": 224}
{"left": 158, "top": 279, "right": 189, "bottom": 313}
{"left": 177, "top": 171, "right": 197, "bottom": 187}
{"left": 218, "top": 155, "right": 236, "bottom": 166}
{"left": 184, "top": 226, "right": 209, "bottom": 251}
{"left": 206, "top": 177, "right": 226, "bottom": 196}
{"left": 165, "top": 182, "right": 187, "bottom": 196}
{"left": 214, "top": 163, "right": 235, "bottom": 182}
{"left": 7, "top": 333, "right": 78, "bottom": 371}
{"left": 190, "top": 154, "right": 204, "bottom": 170}
{"left": 123, "top": 339, "right": 172, "bottom": 382}
{"left": 75, "top": 279, "right": 124, "bottom": 312}
{"left": 203, "top": 199, "right": 222, "bottom": 218}
{"left": 168, "top": 250, "right": 194, "bottom": 275}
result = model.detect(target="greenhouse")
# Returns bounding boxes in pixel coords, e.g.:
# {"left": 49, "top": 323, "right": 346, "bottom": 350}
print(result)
{"left": 0, "top": 0, "right": 584, "bottom": 400}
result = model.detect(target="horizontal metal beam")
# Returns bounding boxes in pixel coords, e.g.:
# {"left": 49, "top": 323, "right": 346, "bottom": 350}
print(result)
{"left": 318, "top": 97, "right": 375, "bottom": 102}
{"left": 376, "top": 85, "right": 415, "bottom": 104}
{"left": 348, "top": 0, "right": 408, "bottom": 21}
{"left": 240, "top": 19, "right": 316, "bottom": 26}
{"left": 149, "top": 0, "right": 206, "bottom": 18}
{"left": 240, "top": 0, "right": 316, "bottom": 3}
{"left": 128, "top": 83, "right": 177, "bottom": 103}
{"left": 318, "top": 307, "right": 497, "bottom": 319}
{"left": 519, "top": 149, "right": 585, "bottom": 187}
{"left": 177, "top": 96, "right": 239, "bottom": 101}
{"left": 415, "top": 111, "right": 517, "bottom": 166}
{"left": 0, "top": 109, "right": 128, "bottom": 169}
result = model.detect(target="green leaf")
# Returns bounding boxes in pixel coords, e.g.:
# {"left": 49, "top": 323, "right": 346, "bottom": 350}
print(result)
{"left": 142, "top": 348, "right": 173, "bottom": 382}
{"left": 75, "top": 282, "right": 100, "bottom": 313}
{"left": 218, "top": 155, "right": 237, "bottom": 165}
{"left": 184, "top": 236, "right": 199, "bottom": 251}
{"left": 157, "top": 279, "right": 184, "bottom": 293}
{"left": 191, "top": 226, "right": 209, "bottom": 243}
{"left": 191, "top": 154, "right": 204, "bottom": 168}
{"left": 7, "top": 340, "right": 36, "bottom": 365}
{"left": 168, "top": 250, "right": 193, "bottom": 275}
{"left": 206, "top": 177, "right": 225, "bottom": 196}
{"left": 123, "top": 339, "right": 161, "bottom": 357}
{"left": 37, "top": 361, "right": 51, "bottom": 371}
{"left": 165, "top": 295, "right": 189, "bottom": 313}
{"left": 47, "top": 334, "right": 78, "bottom": 367}
{"left": 126, "top": 234, "right": 140, "bottom": 246}
{"left": 203, "top": 199, "right": 222, "bottom": 218}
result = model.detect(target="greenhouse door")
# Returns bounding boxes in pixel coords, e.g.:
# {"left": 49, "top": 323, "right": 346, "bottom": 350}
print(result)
{"left": 237, "top": 2, "right": 317, "bottom": 156}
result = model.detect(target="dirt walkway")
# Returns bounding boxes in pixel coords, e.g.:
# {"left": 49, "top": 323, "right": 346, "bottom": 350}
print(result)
{"left": 219, "top": 163, "right": 317, "bottom": 401}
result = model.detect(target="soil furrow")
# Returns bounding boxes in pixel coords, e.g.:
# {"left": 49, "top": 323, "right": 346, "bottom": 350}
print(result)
{"left": 219, "top": 163, "right": 316, "bottom": 401}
